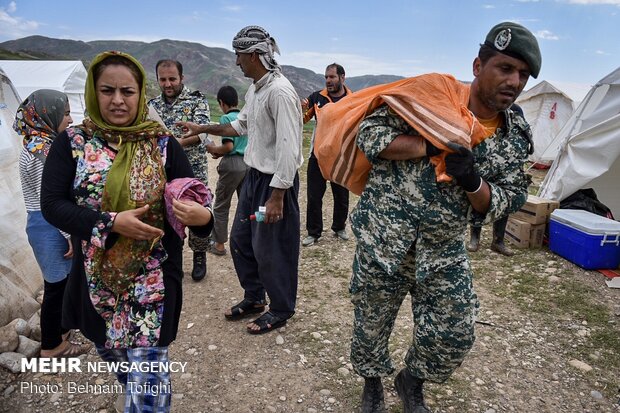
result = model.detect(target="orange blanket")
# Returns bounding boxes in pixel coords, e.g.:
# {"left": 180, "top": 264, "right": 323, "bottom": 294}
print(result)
{"left": 313, "top": 73, "right": 493, "bottom": 195}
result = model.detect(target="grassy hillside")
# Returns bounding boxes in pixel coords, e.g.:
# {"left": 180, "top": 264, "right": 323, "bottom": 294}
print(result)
{"left": 1, "top": 36, "right": 406, "bottom": 100}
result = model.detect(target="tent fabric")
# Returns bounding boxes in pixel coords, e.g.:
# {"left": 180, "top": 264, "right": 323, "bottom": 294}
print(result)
{"left": 0, "top": 68, "right": 42, "bottom": 326}
{"left": 0, "top": 60, "right": 87, "bottom": 124}
{"left": 538, "top": 66, "right": 620, "bottom": 218}
{"left": 515, "top": 80, "right": 574, "bottom": 164}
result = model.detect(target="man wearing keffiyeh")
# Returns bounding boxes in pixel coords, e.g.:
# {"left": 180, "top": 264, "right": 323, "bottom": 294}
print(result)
{"left": 177, "top": 25, "right": 303, "bottom": 335}
{"left": 231, "top": 25, "right": 281, "bottom": 72}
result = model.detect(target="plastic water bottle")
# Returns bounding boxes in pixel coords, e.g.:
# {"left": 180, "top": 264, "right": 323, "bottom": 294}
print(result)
{"left": 250, "top": 206, "right": 267, "bottom": 223}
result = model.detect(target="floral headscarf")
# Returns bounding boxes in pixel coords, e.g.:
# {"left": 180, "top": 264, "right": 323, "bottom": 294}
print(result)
{"left": 13, "top": 89, "right": 69, "bottom": 163}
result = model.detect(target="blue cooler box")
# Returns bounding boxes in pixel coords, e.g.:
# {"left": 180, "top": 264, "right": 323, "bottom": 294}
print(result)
{"left": 549, "top": 209, "right": 620, "bottom": 270}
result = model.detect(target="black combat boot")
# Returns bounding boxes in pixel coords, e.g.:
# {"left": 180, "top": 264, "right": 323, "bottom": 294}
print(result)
{"left": 490, "top": 241, "right": 514, "bottom": 256}
{"left": 360, "top": 377, "right": 386, "bottom": 413}
{"left": 394, "top": 368, "right": 432, "bottom": 413}
{"left": 466, "top": 226, "right": 481, "bottom": 252}
{"left": 191, "top": 252, "right": 207, "bottom": 281}
{"left": 491, "top": 217, "right": 514, "bottom": 256}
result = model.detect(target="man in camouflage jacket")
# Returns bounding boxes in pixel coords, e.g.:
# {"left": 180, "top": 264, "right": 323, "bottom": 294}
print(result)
{"left": 149, "top": 59, "right": 211, "bottom": 281}
{"left": 351, "top": 22, "right": 541, "bottom": 413}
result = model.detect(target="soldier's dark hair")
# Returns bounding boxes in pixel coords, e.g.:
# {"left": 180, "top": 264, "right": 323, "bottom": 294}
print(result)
{"left": 155, "top": 59, "right": 183, "bottom": 77}
{"left": 478, "top": 44, "right": 500, "bottom": 65}
{"left": 326, "top": 63, "right": 345, "bottom": 77}
{"left": 217, "top": 85, "right": 239, "bottom": 107}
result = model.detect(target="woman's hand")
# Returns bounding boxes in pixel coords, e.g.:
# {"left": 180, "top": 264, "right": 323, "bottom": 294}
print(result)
{"left": 172, "top": 198, "right": 212, "bottom": 226}
{"left": 63, "top": 237, "right": 73, "bottom": 259}
{"left": 112, "top": 205, "right": 164, "bottom": 240}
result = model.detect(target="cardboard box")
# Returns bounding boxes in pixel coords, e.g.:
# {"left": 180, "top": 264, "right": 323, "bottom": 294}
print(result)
{"left": 529, "top": 222, "right": 546, "bottom": 248}
{"left": 505, "top": 217, "right": 546, "bottom": 248}
{"left": 512, "top": 195, "right": 560, "bottom": 224}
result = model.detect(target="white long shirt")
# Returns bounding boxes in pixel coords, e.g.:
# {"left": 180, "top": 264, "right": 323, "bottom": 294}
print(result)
{"left": 230, "top": 71, "right": 303, "bottom": 189}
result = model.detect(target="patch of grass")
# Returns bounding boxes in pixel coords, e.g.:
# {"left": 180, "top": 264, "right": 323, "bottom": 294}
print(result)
{"left": 480, "top": 250, "right": 620, "bottom": 378}
{"left": 297, "top": 130, "right": 313, "bottom": 177}
{"left": 302, "top": 247, "right": 332, "bottom": 268}
{"left": 331, "top": 267, "right": 351, "bottom": 279}
{"left": 296, "top": 330, "right": 329, "bottom": 355}
{"left": 553, "top": 280, "right": 610, "bottom": 324}
{"left": 206, "top": 96, "right": 224, "bottom": 120}
{"left": 494, "top": 267, "right": 616, "bottom": 329}
{"left": 590, "top": 329, "right": 620, "bottom": 357}
{"left": 293, "top": 316, "right": 347, "bottom": 364}
{"left": 564, "top": 334, "right": 620, "bottom": 399}
{"left": 431, "top": 376, "right": 476, "bottom": 412}
{"left": 340, "top": 384, "right": 363, "bottom": 412}
{"left": 303, "top": 120, "right": 315, "bottom": 134}
{"left": 511, "top": 273, "right": 554, "bottom": 313}
{"left": 298, "top": 268, "right": 321, "bottom": 298}
{"left": 299, "top": 282, "right": 320, "bottom": 300}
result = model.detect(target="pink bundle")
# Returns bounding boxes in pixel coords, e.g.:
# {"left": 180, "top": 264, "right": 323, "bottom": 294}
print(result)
{"left": 164, "top": 178, "right": 213, "bottom": 239}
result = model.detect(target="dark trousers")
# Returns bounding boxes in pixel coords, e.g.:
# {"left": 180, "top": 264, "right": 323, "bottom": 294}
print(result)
{"left": 306, "top": 153, "right": 350, "bottom": 237}
{"left": 41, "top": 278, "right": 70, "bottom": 350}
{"left": 492, "top": 215, "right": 509, "bottom": 242}
{"left": 230, "top": 168, "right": 300, "bottom": 319}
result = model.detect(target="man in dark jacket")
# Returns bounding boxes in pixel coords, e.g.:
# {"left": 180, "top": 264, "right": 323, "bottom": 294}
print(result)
{"left": 301, "top": 63, "right": 352, "bottom": 247}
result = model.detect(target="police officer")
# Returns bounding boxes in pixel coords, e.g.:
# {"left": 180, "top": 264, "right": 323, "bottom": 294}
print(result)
{"left": 149, "top": 60, "right": 211, "bottom": 281}
{"left": 349, "top": 22, "right": 540, "bottom": 413}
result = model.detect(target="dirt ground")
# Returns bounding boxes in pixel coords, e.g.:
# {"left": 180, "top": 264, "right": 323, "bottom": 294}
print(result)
{"left": 1, "top": 158, "right": 619, "bottom": 413}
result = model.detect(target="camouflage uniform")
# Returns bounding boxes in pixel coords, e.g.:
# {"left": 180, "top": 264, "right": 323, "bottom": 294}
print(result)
{"left": 350, "top": 105, "right": 532, "bottom": 382}
{"left": 149, "top": 86, "right": 211, "bottom": 251}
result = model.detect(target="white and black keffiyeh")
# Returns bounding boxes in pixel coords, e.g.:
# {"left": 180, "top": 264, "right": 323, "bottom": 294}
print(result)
{"left": 232, "top": 25, "right": 281, "bottom": 72}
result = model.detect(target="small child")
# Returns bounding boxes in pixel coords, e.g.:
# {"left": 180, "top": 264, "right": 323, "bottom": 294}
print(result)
{"left": 206, "top": 86, "right": 249, "bottom": 256}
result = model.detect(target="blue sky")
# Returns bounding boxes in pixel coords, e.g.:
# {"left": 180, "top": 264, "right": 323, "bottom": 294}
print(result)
{"left": 1, "top": 0, "right": 618, "bottom": 101}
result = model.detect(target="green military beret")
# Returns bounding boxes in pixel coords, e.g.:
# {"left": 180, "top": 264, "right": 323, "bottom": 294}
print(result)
{"left": 484, "top": 22, "right": 542, "bottom": 78}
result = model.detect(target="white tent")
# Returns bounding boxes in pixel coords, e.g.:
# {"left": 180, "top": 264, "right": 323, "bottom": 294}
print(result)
{"left": 0, "top": 60, "right": 87, "bottom": 123}
{"left": 0, "top": 68, "right": 42, "bottom": 326}
{"left": 538, "top": 67, "right": 620, "bottom": 218}
{"left": 516, "top": 80, "right": 574, "bottom": 165}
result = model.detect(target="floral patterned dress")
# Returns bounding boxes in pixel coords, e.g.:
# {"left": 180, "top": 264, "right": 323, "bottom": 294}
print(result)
{"left": 73, "top": 127, "right": 167, "bottom": 347}
{"left": 41, "top": 126, "right": 211, "bottom": 349}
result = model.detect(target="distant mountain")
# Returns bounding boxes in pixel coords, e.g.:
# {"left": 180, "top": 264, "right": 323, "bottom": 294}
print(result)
{"left": 0, "top": 47, "right": 51, "bottom": 60}
{"left": 346, "top": 75, "right": 405, "bottom": 92}
{"left": 0, "top": 35, "right": 404, "bottom": 99}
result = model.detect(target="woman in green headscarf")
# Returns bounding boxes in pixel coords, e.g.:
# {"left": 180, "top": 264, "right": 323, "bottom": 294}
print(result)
{"left": 41, "top": 51, "right": 213, "bottom": 412}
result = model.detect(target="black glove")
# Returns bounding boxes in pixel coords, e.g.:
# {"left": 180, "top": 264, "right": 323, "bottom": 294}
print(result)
{"left": 425, "top": 140, "right": 442, "bottom": 157}
{"left": 445, "top": 142, "right": 481, "bottom": 192}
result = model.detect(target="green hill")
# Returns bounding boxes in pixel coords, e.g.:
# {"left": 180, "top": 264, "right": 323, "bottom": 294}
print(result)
{"left": 0, "top": 35, "right": 405, "bottom": 100}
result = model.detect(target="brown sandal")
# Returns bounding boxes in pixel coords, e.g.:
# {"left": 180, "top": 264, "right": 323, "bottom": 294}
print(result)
{"left": 41, "top": 341, "right": 93, "bottom": 358}
{"left": 61, "top": 330, "right": 75, "bottom": 342}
